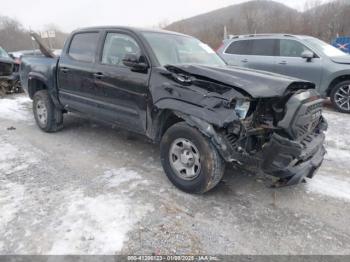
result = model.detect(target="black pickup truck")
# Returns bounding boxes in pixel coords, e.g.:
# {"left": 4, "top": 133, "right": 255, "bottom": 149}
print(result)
{"left": 20, "top": 26, "right": 327, "bottom": 193}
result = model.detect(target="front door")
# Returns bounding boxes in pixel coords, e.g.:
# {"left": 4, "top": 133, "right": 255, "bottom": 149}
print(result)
{"left": 274, "top": 39, "right": 323, "bottom": 87}
{"left": 92, "top": 31, "right": 150, "bottom": 133}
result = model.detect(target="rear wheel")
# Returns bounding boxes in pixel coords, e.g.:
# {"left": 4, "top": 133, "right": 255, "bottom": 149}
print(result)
{"left": 33, "top": 90, "right": 63, "bottom": 132}
{"left": 160, "top": 122, "right": 225, "bottom": 194}
{"left": 330, "top": 80, "right": 350, "bottom": 113}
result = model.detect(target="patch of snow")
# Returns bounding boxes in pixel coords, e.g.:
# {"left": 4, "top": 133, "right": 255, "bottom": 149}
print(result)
{"left": 0, "top": 137, "right": 38, "bottom": 174}
{"left": 0, "top": 182, "right": 26, "bottom": 232}
{"left": 49, "top": 190, "right": 153, "bottom": 254}
{"left": 0, "top": 95, "right": 31, "bottom": 121}
{"left": 307, "top": 174, "right": 350, "bottom": 202}
{"left": 324, "top": 147, "right": 350, "bottom": 167}
{"left": 323, "top": 111, "right": 350, "bottom": 151}
{"left": 101, "top": 168, "right": 143, "bottom": 188}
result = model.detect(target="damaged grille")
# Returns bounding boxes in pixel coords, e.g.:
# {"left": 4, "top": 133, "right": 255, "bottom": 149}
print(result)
{"left": 294, "top": 101, "right": 323, "bottom": 139}
{"left": 306, "top": 102, "right": 323, "bottom": 114}
{"left": 277, "top": 90, "right": 324, "bottom": 141}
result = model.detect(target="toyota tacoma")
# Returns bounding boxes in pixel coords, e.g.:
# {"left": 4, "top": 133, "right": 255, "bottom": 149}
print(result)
{"left": 20, "top": 27, "right": 327, "bottom": 193}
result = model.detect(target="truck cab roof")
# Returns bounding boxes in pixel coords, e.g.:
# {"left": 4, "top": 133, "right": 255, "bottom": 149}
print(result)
{"left": 73, "top": 26, "right": 189, "bottom": 37}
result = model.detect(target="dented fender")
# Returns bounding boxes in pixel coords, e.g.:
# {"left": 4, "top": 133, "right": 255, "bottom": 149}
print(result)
{"left": 172, "top": 112, "right": 237, "bottom": 162}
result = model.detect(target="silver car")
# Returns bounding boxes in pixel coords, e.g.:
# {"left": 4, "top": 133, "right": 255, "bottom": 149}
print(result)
{"left": 217, "top": 34, "right": 350, "bottom": 113}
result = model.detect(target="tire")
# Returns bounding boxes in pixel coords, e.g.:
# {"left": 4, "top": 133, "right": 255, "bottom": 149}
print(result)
{"left": 160, "top": 122, "right": 225, "bottom": 194}
{"left": 33, "top": 90, "right": 63, "bottom": 132}
{"left": 330, "top": 80, "right": 350, "bottom": 113}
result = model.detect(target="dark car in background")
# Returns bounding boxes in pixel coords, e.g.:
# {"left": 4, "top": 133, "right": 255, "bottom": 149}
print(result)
{"left": 217, "top": 34, "right": 350, "bottom": 113}
{"left": 0, "top": 46, "right": 22, "bottom": 96}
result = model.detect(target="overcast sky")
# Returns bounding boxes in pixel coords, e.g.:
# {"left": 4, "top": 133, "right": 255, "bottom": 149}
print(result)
{"left": 0, "top": 0, "right": 323, "bottom": 32}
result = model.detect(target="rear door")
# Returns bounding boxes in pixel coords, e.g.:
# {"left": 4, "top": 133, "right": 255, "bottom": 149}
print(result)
{"left": 57, "top": 31, "right": 100, "bottom": 113}
{"left": 274, "top": 39, "right": 323, "bottom": 87}
{"left": 245, "top": 39, "right": 277, "bottom": 71}
{"left": 221, "top": 39, "right": 277, "bottom": 72}
{"left": 91, "top": 30, "right": 150, "bottom": 133}
{"left": 220, "top": 39, "right": 251, "bottom": 67}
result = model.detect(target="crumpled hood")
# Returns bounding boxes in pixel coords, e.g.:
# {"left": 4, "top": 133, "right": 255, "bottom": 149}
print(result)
{"left": 165, "top": 64, "right": 315, "bottom": 98}
{"left": 331, "top": 55, "right": 350, "bottom": 65}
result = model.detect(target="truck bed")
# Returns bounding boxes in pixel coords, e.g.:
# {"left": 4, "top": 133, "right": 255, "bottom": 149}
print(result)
{"left": 20, "top": 56, "right": 59, "bottom": 98}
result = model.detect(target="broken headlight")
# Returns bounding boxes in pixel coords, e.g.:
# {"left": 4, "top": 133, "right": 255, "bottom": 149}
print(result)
{"left": 234, "top": 99, "right": 250, "bottom": 119}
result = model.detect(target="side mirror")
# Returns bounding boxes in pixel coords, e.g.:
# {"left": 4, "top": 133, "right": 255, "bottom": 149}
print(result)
{"left": 301, "top": 50, "right": 314, "bottom": 62}
{"left": 122, "top": 53, "right": 148, "bottom": 72}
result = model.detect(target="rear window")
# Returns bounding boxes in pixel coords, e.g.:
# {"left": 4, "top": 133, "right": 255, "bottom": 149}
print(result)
{"left": 68, "top": 32, "right": 99, "bottom": 62}
{"left": 225, "top": 40, "right": 251, "bottom": 55}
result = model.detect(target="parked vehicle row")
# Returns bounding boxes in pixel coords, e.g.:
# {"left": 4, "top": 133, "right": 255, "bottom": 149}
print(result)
{"left": 20, "top": 27, "right": 327, "bottom": 193}
{"left": 217, "top": 34, "right": 350, "bottom": 113}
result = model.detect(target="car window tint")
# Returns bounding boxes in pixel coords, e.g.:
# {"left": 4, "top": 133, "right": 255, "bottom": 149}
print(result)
{"left": 102, "top": 33, "right": 141, "bottom": 66}
{"left": 225, "top": 40, "right": 252, "bottom": 55}
{"left": 68, "top": 33, "right": 99, "bottom": 62}
{"left": 279, "top": 39, "right": 311, "bottom": 57}
{"left": 251, "top": 39, "right": 275, "bottom": 56}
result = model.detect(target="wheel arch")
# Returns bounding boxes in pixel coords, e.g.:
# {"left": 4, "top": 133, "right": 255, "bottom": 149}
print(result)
{"left": 151, "top": 109, "right": 184, "bottom": 143}
{"left": 28, "top": 74, "right": 49, "bottom": 99}
{"left": 151, "top": 107, "right": 235, "bottom": 162}
{"left": 327, "top": 74, "right": 350, "bottom": 96}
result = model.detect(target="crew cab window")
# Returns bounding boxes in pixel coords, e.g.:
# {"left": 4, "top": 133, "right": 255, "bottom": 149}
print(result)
{"left": 68, "top": 32, "right": 99, "bottom": 62}
{"left": 102, "top": 33, "right": 141, "bottom": 66}
{"left": 225, "top": 40, "right": 251, "bottom": 55}
{"left": 279, "top": 39, "right": 311, "bottom": 57}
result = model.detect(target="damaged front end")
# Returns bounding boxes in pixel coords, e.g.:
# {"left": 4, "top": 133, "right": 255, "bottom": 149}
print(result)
{"left": 0, "top": 58, "right": 14, "bottom": 97}
{"left": 153, "top": 65, "right": 327, "bottom": 187}
{"left": 0, "top": 54, "right": 22, "bottom": 97}
{"left": 219, "top": 89, "right": 327, "bottom": 187}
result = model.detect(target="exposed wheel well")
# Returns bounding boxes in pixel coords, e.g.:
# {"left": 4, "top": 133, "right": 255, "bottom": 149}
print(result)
{"left": 327, "top": 75, "right": 350, "bottom": 96}
{"left": 156, "top": 110, "right": 183, "bottom": 142}
{"left": 28, "top": 78, "right": 47, "bottom": 99}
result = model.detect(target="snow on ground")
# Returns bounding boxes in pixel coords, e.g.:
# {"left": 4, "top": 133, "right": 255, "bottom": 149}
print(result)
{"left": 0, "top": 95, "right": 31, "bottom": 121}
{"left": 0, "top": 182, "right": 25, "bottom": 231}
{"left": 0, "top": 130, "right": 153, "bottom": 254}
{"left": 1, "top": 95, "right": 350, "bottom": 254}
{"left": 305, "top": 110, "right": 350, "bottom": 201}
{"left": 0, "top": 136, "right": 38, "bottom": 174}
{"left": 307, "top": 174, "right": 350, "bottom": 202}
{"left": 49, "top": 189, "right": 153, "bottom": 254}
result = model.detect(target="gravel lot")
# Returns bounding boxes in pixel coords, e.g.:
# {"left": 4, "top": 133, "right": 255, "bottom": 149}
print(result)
{"left": 0, "top": 94, "right": 350, "bottom": 255}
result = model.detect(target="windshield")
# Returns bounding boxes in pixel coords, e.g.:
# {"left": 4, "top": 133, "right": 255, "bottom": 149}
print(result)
{"left": 142, "top": 32, "right": 226, "bottom": 67}
{"left": 304, "top": 37, "right": 347, "bottom": 57}
{"left": 0, "top": 47, "right": 10, "bottom": 58}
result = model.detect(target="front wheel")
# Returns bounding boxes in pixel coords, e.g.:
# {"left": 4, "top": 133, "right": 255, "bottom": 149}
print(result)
{"left": 330, "top": 80, "right": 350, "bottom": 113}
{"left": 33, "top": 90, "right": 63, "bottom": 132}
{"left": 160, "top": 122, "right": 225, "bottom": 194}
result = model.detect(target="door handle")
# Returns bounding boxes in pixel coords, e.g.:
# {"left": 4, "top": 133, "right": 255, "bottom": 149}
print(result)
{"left": 241, "top": 59, "right": 248, "bottom": 63}
{"left": 61, "top": 68, "right": 69, "bottom": 73}
{"left": 93, "top": 72, "right": 105, "bottom": 79}
{"left": 279, "top": 61, "right": 287, "bottom": 65}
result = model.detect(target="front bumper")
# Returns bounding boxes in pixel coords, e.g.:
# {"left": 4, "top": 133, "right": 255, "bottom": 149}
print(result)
{"left": 261, "top": 131, "right": 326, "bottom": 186}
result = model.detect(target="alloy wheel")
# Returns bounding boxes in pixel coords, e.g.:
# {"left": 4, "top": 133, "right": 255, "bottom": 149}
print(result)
{"left": 335, "top": 85, "right": 350, "bottom": 111}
